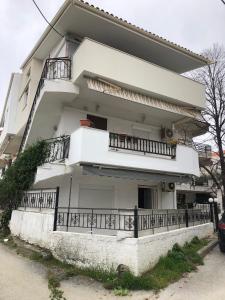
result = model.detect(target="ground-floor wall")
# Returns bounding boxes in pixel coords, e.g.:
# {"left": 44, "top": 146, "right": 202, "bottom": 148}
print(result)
{"left": 34, "top": 168, "right": 176, "bottom": 210}
{"left": 10, "top": 210, "right": 213, "bottom": 276}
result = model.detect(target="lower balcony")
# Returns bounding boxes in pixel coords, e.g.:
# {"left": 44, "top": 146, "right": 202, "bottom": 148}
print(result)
{"left": 68, "top": 127, "right": 200, "bottom": 177}
{"left": 35, "top": 127, "right": 200, "bottom": 185}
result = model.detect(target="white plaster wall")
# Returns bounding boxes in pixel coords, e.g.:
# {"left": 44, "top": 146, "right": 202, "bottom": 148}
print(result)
{"left": 50, "top": 38, "right": 67, "bottom": 58}
{"left": 50, "top": 232, "right": 138, "bottom": 273}
{"left": 69, "top": 127, "right": 200, "bottom": 176}
{"left": 10, "top": 210, "right": 213, "bottom": 275}
{"left": 0, "top": 73, "right": 22, "bottom": 137}
{"left": 55, "top": 107, "right": 161, "bottom": 141}
{"left": 16, "top": 58, "right": 43, "bottom": 135}
{"left": 51, "top": 223, "right": 213, "bottom": 275}
{"left": 34, "top": 168, "right": 172, "bottom": 209}
{"left": 10, "top": 210, "right": 54, "bottom": 248}
{"left": 137, "top": 223, "right": 213, "bottom": 274}
{"left": 73, "top": 38, "right": 205, "bottom": 109}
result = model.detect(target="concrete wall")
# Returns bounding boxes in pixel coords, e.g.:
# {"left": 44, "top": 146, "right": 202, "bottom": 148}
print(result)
{"left": 10, "top": 210, "right": 54, "bottom": 248}
{"left": 73, "top": 38, "right": 205, "bottom": 109}
{"left": 10, "top": 209, "right": 213, "bottom": 276}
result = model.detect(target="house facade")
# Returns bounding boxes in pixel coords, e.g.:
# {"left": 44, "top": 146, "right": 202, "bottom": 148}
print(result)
{"left": 2, "top": 0, "right": 215, "bottom": 275}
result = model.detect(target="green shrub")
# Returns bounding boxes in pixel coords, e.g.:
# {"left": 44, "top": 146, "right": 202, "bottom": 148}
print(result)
{"left": 0, "top": 140, "right": 48, "bottom": 232}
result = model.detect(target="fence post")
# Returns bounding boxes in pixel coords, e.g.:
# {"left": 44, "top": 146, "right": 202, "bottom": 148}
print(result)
{"left": 209, "top": 203, "right": 213, "bottom": 223}
{"left": 185, "top": 209, "right": 189, "bottom": 228}
{"left": 134, "top": 206, "right": 139, "bottom": 238}
{"left": 53, "top": 187, "right": 59, "bottom": 231}
{"left": 213, "top": 202, "right": 219, "bottom": 232}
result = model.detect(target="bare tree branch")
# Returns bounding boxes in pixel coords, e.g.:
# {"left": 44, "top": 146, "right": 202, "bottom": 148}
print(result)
{"left": 192, "top": 44, "right": 225, "bottom": 209}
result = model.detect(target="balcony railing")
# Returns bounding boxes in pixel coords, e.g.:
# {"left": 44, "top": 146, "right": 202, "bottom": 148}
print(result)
{"left": 42, "top": 58, "right": 71, "bottom": 80}
{"left": 20, "top": 188, "right": 58, "bottom": 210}
{"left": 194, "top": 176, "right": 209, "bottom": 187}
{"left": 19, "top": 57, "right": 72, "bottom": 153}
{"left": 193, "top": 142, "right": 212, "bottom": 158}
{"left": 54, "top": 206, "right": 212, "bottom": 237}
{"left": 44, "top": 135, "right": 70, "bottom": 163}
{"left": 109, "top": 132, "right": 176, "bottom": 158}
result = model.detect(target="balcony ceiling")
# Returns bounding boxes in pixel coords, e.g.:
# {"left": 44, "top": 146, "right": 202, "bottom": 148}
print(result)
{"left": 22, "top": 1, "right": 209, "bottom": 73}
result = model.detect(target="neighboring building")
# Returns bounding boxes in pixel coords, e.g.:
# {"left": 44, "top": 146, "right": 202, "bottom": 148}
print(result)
{"left": 2, "top": 0, "right": 215, "bottom": 275}
{"left": 176, "top": 143, "right": 215, "bottom": 209}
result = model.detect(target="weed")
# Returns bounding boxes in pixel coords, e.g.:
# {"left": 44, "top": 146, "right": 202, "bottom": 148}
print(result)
{"left": 113, "top": 286, "right": 129, "bottom": 296}
{"left": 48, "top": 275, "right": 66, "bottom": 300}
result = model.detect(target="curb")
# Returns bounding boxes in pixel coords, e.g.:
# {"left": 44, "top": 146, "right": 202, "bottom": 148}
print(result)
{"left": 198, "top": 239, "right": 218, "bottom": 258}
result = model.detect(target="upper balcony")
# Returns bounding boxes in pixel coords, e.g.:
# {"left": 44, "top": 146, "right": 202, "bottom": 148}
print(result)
{"left": 72, "top": 38, "right": 205, "bottom": 109}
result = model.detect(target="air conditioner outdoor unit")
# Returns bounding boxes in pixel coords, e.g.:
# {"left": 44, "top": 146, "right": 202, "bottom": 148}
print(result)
{"left": 162, "top": 182, "right": 175, "bottom": 192}
{"left": 161, "top": 127, "right": 174, "bottom": 139}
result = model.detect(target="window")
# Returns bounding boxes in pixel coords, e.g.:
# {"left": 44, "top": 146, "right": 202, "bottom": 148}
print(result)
{"left": 26, "top": 68, "right": 31, "bottom": 78}
{"left": 22, "top": 86, "right": 29, "bottom": 110}
{"left": 177, "top": 193, "right": 186, "bottom": 209}
{"left": 87, "top": 114, "right": 107, "bottom": 131}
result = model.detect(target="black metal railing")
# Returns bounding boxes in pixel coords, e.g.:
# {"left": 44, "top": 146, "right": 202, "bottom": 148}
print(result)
{"left": 193, "top": 142, "right": 212, "bottom": 158}
{"left": 20, "top": 188, "right": 58, "bottom": 210}
{"left": 109, "top": 133, "right": 176, "bottom": 158}
{"left": 42, "top": 57, "right": 71, "bottom": 80}
{"left": 19, "top": 57, "right": 72, "bottom": 153}
{"left": 44, "top": 135, "right": 70, "bottom": 163}
{"left": 54, "top": 205, "right": 212, "bottom": 237}
{"left": 194, "top": 176, "right": 209, "bottom": 186}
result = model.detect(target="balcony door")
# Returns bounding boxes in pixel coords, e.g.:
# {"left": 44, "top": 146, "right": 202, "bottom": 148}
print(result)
{"left": 138, "top": 187, "right": 158, "bottom": 209}
{"left": 87, "top": 114, "right": 107, "bottom": 131}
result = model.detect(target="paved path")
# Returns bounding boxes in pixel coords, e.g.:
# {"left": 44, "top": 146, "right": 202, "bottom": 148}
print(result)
{"left": 0, "top": 244, "right": 49, "bottom": 300}
{"left": 0, "top": 243, "right": 224, "bottom": 300}
{"left": 155, "top": 246, "right": 225, "bottom": 300}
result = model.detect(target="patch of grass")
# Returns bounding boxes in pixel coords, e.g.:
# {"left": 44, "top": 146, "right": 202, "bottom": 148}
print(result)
{"left": 48, "top": 274, "right": 66, "bottom": 300}
{"left": 113, "top": 287, "right": 129, "bottom": 296}
{"left": 105, "top": 236, "right": 209, "bottom": 291}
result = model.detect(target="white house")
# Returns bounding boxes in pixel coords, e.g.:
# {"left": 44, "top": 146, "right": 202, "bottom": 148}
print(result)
{"left": 1, "top": 0, "right": 215, "bottom": 275}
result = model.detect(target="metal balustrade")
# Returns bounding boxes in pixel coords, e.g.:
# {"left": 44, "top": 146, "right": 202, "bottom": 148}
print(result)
{"left": 42, "top": 58, "right": 71, "bottom": 80}
{"left": 109, "top": 132, "right": 176, "bottom": 158}
{"left": 54, "top": 206, "right": 212, "bottom": 237}
{"left": 193, "top": 142, "right": 212, "bottom": 158}
{"left": 20, "top": 188, "right": 58, "bottom": 210}
{"left": 44, "top": 135, "right": 70, "bottom": 163}
{"left": 19, "top": 57, "right": 72, "bottom": 153}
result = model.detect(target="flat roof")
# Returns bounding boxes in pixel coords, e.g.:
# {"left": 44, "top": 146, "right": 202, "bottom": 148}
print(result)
{"left": 22, "top": 0, "right": 211, "bottom": 72}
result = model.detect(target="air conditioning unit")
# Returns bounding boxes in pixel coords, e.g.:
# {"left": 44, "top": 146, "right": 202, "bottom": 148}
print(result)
{"left": 161, "top": 127, "right": 174, "bottom": 140}
{"left": 162, "top": 182, "right": 175, "bottom": 192}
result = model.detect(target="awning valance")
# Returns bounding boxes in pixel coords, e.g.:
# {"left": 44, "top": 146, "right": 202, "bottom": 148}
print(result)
{"left": 86, "top": 77, "right": 201, "bottom": 119}
{"left": 82, "top": 165, "right": 191, "bottom": 183}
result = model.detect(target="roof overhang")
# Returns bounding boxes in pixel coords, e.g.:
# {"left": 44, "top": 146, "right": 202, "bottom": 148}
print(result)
{"left": 22, "top": 0, "right": 210, "bottom": 73}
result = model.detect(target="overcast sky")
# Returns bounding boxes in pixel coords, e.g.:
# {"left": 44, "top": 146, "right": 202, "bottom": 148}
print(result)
{"left": 0, "top": 0, "right": 225, "bottom": 115}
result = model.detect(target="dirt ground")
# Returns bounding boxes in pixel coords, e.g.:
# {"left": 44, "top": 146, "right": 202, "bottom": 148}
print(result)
{"left": 0, "top": 243, "right": 224, "bottom": 300}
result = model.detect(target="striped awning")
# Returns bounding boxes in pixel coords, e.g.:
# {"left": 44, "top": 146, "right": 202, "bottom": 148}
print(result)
{"left": 82, "top": 165, "right": 191, "bottom": 183}
{"left": 86, "top": 77, "right": 201, "bottom": 119}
